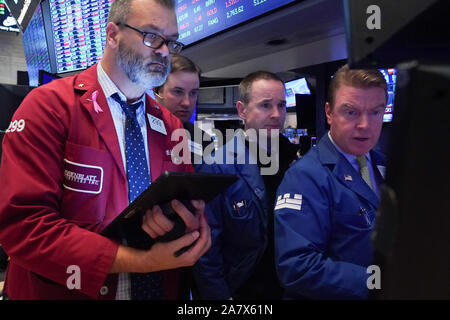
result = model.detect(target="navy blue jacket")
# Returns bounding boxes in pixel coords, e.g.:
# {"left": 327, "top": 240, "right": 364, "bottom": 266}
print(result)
{"left": 193, "top": 131, "right": 299, "bottom": 299}
{"left": 274, "top": 133, "right": 385, "bottom": 299}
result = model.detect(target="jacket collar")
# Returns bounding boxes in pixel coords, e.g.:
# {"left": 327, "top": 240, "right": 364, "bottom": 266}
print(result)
{"left": 74, "top": 64, "right": 166, "bottom": 181}
{"left": 225, "top": 131, "right": 267, "bottom": 207}
{"left": 76, "top": 65, "right": 126, "bottom": 181}
{"left": 317, "top": 134, "right": 382, "bottom": 208}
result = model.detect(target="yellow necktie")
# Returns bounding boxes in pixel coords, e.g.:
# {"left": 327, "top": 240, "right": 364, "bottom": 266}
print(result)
{"left": 356, "top": 155, "right": 374, "bottom": 190}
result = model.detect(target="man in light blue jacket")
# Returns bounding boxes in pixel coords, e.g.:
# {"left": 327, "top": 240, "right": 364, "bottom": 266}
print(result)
{"left": 275, "top": 65, "right": 387, "bottom": 299}
{"left": 193, "top": 71, "right": 299, "bottom": 299}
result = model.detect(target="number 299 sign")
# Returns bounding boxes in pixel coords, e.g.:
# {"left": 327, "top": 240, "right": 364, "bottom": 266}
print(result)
{"left": 5, "top": 119, "right": 26, "bottom": 133}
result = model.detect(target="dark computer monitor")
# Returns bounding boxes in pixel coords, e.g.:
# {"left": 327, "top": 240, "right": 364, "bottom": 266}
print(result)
{"left": 372, "top": 64, "right": 450, "bottom": 299}
{"left": 345, "top": 1, "right": 450, "bottom": 299}
{"left": 295, "top": 93, "right": 315, "bottom": 133}
{"left": 344, "top": 0, "right": 450, "bottom": 68}
{"left": 0, "top": 84, "right": 35, "bottom": 131}
{"left": 295, "top": 93, "right": 316, "bottom": 155}
{"left": 38, "top": 70, "right": 61, "bottom": 86}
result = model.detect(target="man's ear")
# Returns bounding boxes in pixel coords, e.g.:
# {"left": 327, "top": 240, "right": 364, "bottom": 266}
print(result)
{"left": 325, "top": 102, "right": 332, "bottom": 125}
{"left": 236, "top": 101, "right": 247, "bottom": 120}
{"left": 106, "top": 22, "right": 120, "bottom": 49}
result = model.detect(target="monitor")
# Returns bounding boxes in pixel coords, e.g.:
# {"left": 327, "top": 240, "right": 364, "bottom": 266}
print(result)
{"left": 0, "top": 0, "right": 20, "bottom": 32}
{"left": 46, "top": 0, "right": 113, "bottom": 74}
{"left": 3, "top": 0, "right": 40, "bottom": 32}
{"left": 188, "top": 107, "right": 197, "bottom": 124}
{"left": 281, "top": 128, "right": 307, "bottom": 144}
{"left": 38, "top": 70, "right": 61, "bottom": 86}
{"left": 378, "top": 68, "right": 397, "bottom": 122}
{"left": 344, "top": 0, "right": 450, "bottom": 68}
{"left": 176, "top": 0, "right": 296, "bottom": 46}
{"left": 22, "top": 3, "right": 51, "bottom": 87}
{"left": 284, "top": 77, "right": 311, "bottom": 108}
{"left": 373, "top": 63, "right": 450, "bottom": 299}
{"left": 22, "top": 1, "right": 298, "bottom": 80}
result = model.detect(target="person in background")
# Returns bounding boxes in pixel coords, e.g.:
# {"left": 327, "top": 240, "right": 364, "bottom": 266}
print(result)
{"left": 274, "top": 65, "right": 387, "bottom": 299}
{"left": 193, "top": 71, "right": 300, "bottom": 299}
{"left": 154, "top": 54, "right": 211, "bottom": 165}
{"left": 0, "top": 0, "right": 210, "bottom": 300}
{"left": 154, "top": 54, "right": 200, "bottom": 125}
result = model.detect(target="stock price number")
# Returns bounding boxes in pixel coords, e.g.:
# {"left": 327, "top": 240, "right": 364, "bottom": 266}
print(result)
{"left": 254, "top": 0, "right": 267, "bottom": 5}
{"left": 226, "top": 5, "right": 244, "bottom": 18}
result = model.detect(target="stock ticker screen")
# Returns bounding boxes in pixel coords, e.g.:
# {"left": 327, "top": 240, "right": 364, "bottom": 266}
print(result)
{"left": 22, "top": 4, "right": 51, "bottom": 86}
{"left": 22, "top": 0, "right": 295, "bottom": 78}
{"left": 176, "top": 0, "right": 295, "bottom": 45}
{"left": 49, "top": 0, "right": 113, "bottom": 73}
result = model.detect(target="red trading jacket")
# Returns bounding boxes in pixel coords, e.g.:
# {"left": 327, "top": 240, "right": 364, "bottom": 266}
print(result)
{"left": 0, "top": 65, "right": 192, "bottom": 299}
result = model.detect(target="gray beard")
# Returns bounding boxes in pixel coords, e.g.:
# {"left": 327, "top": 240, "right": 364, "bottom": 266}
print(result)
{"left": 116, "top": 42, "right": 170, "bottom": 89}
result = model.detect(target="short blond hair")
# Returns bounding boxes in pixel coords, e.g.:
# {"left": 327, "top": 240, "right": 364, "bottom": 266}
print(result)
{"left": 328, "top": 64, "right": 387, "bottom": 109}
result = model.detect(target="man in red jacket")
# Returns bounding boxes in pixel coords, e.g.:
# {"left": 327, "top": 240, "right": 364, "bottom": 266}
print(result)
{"left": 0, "top": 0, "right": 211, "bottom": 300}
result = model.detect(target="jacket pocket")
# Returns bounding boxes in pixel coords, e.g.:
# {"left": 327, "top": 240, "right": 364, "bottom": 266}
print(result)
{"left": 227, "top": 198, "right": 255, "bottom": 220}
{"left": 60, "top": 141, "right": 113, "bottom": 224}
{"left": 333, "top": 207, "right": 375, "bottom": 230}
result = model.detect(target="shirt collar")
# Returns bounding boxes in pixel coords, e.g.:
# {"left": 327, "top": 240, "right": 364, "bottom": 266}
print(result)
{"left": 328, "top": 131, "right": 372, "bottom": 166}
{"left": 97, "top": 62, "right": 146, "bottom": 106}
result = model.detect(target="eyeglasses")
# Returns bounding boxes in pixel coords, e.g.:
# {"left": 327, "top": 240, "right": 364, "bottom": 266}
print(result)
{"left": 117, "top": 23, "right": 184, "bottom": 54}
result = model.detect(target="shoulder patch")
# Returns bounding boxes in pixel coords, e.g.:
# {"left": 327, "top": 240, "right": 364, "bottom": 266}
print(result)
{"left": 274, "top": 193, "right": 302, "bottom": 212}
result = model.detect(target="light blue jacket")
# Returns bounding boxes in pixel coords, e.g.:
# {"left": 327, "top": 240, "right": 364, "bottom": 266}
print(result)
{"left": 274, "top": 133, "right": 385, "bottom": 299}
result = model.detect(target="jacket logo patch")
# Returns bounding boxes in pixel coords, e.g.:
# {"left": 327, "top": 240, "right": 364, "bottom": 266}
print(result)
{"left": 274, "top": 193, "right": 302, "bottom": 212}
{"left": 63, "top": 159, "right": 103, "bottom": 194}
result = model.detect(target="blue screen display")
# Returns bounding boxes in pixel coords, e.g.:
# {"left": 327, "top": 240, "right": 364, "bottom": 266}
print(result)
{"left": 49, "top": 0, "right": 113, "bottom": 73}
{"left": 176, "top": 0, "right": 295, "bottom": 46}
{"left": 285, "top": 77, "right": 311, "bottom": 108}
{"left": 22, "top": 4, "right": 51, "bottom": 87}
{"left": 379, "top": 68, "right": 396, "bottom": 122}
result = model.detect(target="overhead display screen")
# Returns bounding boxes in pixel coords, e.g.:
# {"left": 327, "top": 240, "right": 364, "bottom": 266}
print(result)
{"left": 22, "top": 4, "right": 51, "bottom": 87}
{"left": 176, "top": 0, "right": 295, "bottom": 45}
{"left": 0, "top": 0, "right": 20, "bottom": 32}
{"left": 3, "top": 0, "right": 41, "bottom": 32}
{"left": 22, "top": 0, "right": 295, "bottom": 78}
{"left": 48, "top": 0, "right": 113, "bottom": 73}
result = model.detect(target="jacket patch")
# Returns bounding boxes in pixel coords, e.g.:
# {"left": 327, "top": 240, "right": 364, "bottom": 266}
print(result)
{"left": 274, "top": 193, "right": 302, "bottom": 212}
{"left": 63, "top": 159, "right": 103, "bottom": 194}
{"left": 232, "top": 200, "right": 247, "bottom": 213}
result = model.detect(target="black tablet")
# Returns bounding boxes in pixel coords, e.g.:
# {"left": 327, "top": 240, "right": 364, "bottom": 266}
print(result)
{"left": 101, "top": 171, "right": 238, "bottom": 248}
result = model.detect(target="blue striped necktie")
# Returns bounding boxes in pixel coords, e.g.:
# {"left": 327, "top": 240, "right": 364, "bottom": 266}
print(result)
{"left": 111, "top": 93, "right": 163, "bottom": 300}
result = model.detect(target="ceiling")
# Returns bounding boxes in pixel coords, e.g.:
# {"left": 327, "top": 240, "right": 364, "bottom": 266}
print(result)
{"left": 182, "top": 0, "right": 348, "bottom": 80}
